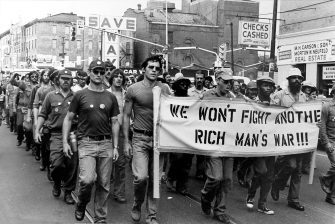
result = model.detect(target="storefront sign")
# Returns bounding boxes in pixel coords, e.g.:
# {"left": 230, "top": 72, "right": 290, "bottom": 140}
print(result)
{"left": 121, "top": 68, "right": 143, "bottom": 75}
{"left": 278, "top": 39, "right": 335, "bottom": 65}
{"left": 86, "top": 15, "right": 136, "bottom": 31}
{"left": 238, "top": 21, "right": 271, "bottom": 47}
{"left": 322, "top": 66, "right": 335, "bottom": 80}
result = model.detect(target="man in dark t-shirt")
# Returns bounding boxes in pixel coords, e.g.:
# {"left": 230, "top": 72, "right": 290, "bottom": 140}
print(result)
{"left": 63, "top": 59, "right": 120, "bottom": 223}
{"left": 123, "top": 55, "right": 170, "bottom": 224}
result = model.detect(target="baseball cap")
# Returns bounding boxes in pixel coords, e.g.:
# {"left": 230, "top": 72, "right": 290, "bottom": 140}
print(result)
{"left": 287, "top": 67, "right": 303, "bottom": 79}
{"left": 215, "top": 68, "right": 233, "bottom": 80}
{"left": 89, "top": 59, "right": 105, "bottom": 70}
{"left": 76, "top": 70, "right": 88, "bottom": 78}
{"left": 59, "top": 69, "right": 72, "bottom": 78}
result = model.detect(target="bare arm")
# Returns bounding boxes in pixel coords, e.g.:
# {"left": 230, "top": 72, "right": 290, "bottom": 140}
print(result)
{"left": 111, "top": 117, "right": 120, "bottom": 161}
{"left": 62, "top": 111, "right": 76, "bottom": 158}
{"left": 34, "top": 116, "right": 45, "bottom": 143}
{"left": 123, "top": 100, "right": 133, "bottom": 157}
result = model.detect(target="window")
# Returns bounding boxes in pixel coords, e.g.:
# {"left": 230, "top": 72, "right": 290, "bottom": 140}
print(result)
{"left": 168, "top": 31, "right": 173, "bottom": 45}
{"left": 76, "top": 40, "right": 81, "bottom": 49}
{"left": 88, "top": 40, "right": 93, "bottom": 50}
{"left": 52, "top": 25, "right": 57, "bottom": 34}
{"left": 52, "top": 39, "right": 57, "bottom": 49}
{"left": 65, "top": 26, "right": 70, "bottom": 35}
{"left": 65, "top": 40, "right": 69, "bottom": 49}
{"left": 88, "top": 28, "right": 93, "bottom": 36}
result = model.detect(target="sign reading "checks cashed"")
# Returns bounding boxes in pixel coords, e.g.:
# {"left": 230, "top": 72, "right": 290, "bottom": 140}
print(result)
{"left": 238, "top": 20, "right": 271, "bottom": 47}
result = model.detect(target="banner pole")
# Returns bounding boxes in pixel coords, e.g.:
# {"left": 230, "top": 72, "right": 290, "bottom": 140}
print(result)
{"left": 153, "top": 87, "right": 162, "bottom": 198}
{"left": 308, "top": 149, "right": 316, "bottom": 184}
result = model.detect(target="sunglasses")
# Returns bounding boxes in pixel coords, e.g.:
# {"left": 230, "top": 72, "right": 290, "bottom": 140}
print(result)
{"left": 31, "top": 75, "right": 38, "bottom": 78}
{"left": 147, "top": 65, "right": 162, "bottom": 71}
{"left": 92, "top": 69, "right": 105, "bottom": 75}
{"left": 106, "top": 68, "right": 113, "bottom": 71}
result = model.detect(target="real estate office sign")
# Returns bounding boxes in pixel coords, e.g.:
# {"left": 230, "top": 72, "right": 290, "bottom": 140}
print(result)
{"left": 85, "top": 15, "right": 136, "bottom": 67}
{"left": 238, "top": 20, "right": 271, "bottom": 47}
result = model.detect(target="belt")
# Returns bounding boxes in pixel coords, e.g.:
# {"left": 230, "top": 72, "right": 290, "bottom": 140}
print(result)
{"left": 133, "top": 128, "right": 153, "bottom": 136}
{"left": 81, "top": 135, "right": 111, "bottom": 141}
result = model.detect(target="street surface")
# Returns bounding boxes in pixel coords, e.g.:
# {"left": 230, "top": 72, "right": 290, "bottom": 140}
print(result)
{"left": 0, "top": 124, "right": 334, "bottom": 224}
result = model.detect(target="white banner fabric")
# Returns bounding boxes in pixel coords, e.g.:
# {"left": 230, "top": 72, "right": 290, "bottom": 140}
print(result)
{"left": 154, "top": 90, "right": 322, "bottom": 157}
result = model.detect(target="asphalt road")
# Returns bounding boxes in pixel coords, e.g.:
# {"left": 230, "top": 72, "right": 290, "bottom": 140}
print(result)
{"left": 0, "top": 123, "right": 334, "bottom": 224}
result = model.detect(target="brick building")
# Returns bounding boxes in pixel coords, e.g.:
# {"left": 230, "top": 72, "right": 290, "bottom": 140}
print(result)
{"left": 0, "top": 13, "right": 103, "bottom": 71}
{"left": 124, "top": 0, "right": 260, "bottom": 79}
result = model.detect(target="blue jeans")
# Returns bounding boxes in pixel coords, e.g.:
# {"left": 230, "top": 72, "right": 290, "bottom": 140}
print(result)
{"left": 77, "top": 139, "right": 113, "bottom": 222}
{"left": 111, "top": 134, "right": 126, "bottom": 199}
{"left": 132, "top": 132, "right": 164, "bottom": 219}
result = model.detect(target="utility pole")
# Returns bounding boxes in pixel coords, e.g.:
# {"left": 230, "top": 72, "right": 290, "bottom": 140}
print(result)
{"left": 61, "top": 36, "right": 65, "bottom": 67}
{"left": 230, "top": 22, "right": 234, "bottom": 75}
{"left": 100, "top": 30, "right": 104, "bottom": 60}
{"left": 165, "top": 0, "right": 169, "bottom": 73}
{"left": 269, "top": 0, "right": 278, "bottom": 79}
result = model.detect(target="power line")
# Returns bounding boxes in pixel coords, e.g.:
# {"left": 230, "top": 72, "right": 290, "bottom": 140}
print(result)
{"left": 258, "top": 0, "right": 334, "bottom": 16}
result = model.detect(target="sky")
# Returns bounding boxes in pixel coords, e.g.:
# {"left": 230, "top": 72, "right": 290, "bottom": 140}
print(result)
{"left": 0, "top": 0, "right": 274, "bottom": 34}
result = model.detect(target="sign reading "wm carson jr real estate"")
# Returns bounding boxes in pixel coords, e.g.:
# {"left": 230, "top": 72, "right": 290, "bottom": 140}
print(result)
{"left": 238, "top": 20, "right": 271, "bottom": 47}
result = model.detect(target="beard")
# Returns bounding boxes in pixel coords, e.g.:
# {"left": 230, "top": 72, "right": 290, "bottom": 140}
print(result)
{"left": 288, "top": 81, "right": 301, "bottom": 93}
{"left": 174, "top": 89, "right": 188, "bottom": 96}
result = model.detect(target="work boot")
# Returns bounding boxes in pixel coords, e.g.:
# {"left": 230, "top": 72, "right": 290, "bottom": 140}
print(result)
{"left": 52, "top": 182, "right": 61, "bottom": 197}
{"left": 131, "top": 203, "right": 141, "bottom": 222}
{"left": 75, "top": 203, "right": 86, "bottom": 221}
{"left": 64, "top": 192, "right": 75, "bottom": 204}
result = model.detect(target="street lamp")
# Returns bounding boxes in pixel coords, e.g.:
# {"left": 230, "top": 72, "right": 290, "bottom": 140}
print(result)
{"left": 174, "top": 46, "right": 219, "bottom": 61}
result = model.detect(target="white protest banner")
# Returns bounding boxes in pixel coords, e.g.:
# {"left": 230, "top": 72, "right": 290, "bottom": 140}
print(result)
{"left": 154, "top": 92, "right": 321, "bottom": 157}
{"left": 238, "top": 20, "right": 271, "bottom": 47}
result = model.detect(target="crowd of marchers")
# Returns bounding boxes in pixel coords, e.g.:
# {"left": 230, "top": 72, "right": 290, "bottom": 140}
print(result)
{"left": 0, "top": 56, "right": 334, "bottom": 224}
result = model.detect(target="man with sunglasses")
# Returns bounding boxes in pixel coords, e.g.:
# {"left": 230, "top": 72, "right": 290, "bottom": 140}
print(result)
{"left": 63, "top": 59, "right": 120, "bottom": 223}
{"left": 102, "top": 60, "right": 116, "bottom": 90}
{"left": 123, "top": 55, "right": 170, "bottom": 224}
{"left": 35, "top": 69, "right": 77, "bottom": 205}
{"left": 72, "top": 70, "right": 88, "bottom": 92}
{"left": 270, "top": 67, "right": 307, "bottom": 211}
{"left": 200, "top": 68, "right": 235, "bottom": 224}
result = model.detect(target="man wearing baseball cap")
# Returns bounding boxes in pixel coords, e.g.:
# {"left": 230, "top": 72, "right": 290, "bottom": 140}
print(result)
{"left": 103, "top": 60, "right": 116, "bottom": 89}
{"left": 63, "top": 59, "right": 120, "bottom": 223}
{"left": 270, "top": 67, "right": 307, "bottom": 211}
{"left": 244, "top": 76, "right": 276, "bottom": 215}
{"left": 35, "top": 69, "right": 77, "bottom": 205}
{"left": 72, "top": 70, "right": 88, "bottom": 92}
{"left": 200, "top": 68, "right": 236, "bottom": 224}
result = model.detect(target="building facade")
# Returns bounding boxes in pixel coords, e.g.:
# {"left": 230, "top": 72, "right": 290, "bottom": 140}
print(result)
{"left": 0, "top": 13, "right": 133, "bottom": 72}
{"left": 277, "top": 0, "right": 335, "bottom": 94}
{"left": 182, "top": 0, "right": 260, "bottom": 79}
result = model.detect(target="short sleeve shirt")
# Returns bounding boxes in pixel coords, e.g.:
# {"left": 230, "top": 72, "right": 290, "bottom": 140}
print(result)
{"left": 125, "top": 80, "right": 170, "bottom": 131}
{"left": 38, "top": 90, "right": 74, "bottom": 132}
{"left": 69, "top": 88, "right": 120, "bottom": 138}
